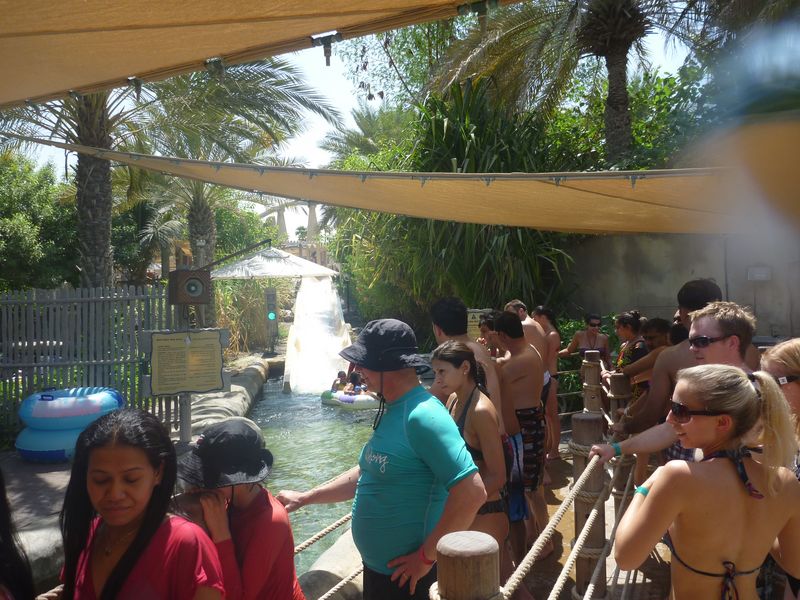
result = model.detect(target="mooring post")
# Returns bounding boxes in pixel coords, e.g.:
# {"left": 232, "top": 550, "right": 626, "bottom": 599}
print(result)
{"left": 581, "top": 350, "right": 603, "bottom": 412}
{"left": 431, "top": 531, "right": 500, "bottom": 600}
{"left": 571, "top": 348, "right": 607, "bottom": 600}
{"left": 608, "top": 373, "right": 634, "bottom": 514}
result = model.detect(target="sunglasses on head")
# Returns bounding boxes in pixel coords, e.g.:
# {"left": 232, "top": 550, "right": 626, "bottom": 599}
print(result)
{"left": 670, "top": 400, "right": 725, "bottom": 424}
{"left": 588, "top": 322, "right": 601, "bottom": 327}
{"left": 688, "top": 334, "right": 732, "bottom": 349}
{"left": 775, "top": 375, "right": 800, "bottom": 386}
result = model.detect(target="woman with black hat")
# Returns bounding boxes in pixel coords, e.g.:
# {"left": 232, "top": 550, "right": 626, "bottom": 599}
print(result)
{"left": 179, "top": 417, "right": 305, "bottom": 600}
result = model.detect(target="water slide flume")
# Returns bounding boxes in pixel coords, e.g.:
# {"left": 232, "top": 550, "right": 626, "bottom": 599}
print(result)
{"left": 283, "top": 276, "right": 350, "bottom": 394}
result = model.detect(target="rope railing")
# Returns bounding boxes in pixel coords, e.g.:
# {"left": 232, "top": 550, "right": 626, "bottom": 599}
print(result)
{"left": 498, "top": 455, "right": 602, "bottom": 599}
{"left": 582, "top": 462, "right": 635, "bottom": 599}
{"left": 316, "top": 566, "right": 364, "bottom": 600}
{"left": 547, "top": 474, "right": 613, "bottom": 600}
{"left": 294, "top": 512, "right": 352, "bottom": 554}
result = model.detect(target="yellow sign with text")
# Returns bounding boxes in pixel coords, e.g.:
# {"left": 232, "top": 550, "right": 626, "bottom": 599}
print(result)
{"left": 151, "top": 330, "right": 224, "bottom": 395}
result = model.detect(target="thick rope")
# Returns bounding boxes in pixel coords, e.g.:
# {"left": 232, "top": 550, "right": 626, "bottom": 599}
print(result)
{"left": 599, "top": 407, "right": 614, "bottom": 426}
{"left": 568, "top": 440, "right": 593, "bottom": 457}
{"left": 316, "top": 566, "right": 363, "bottom": 600}
{"left": 546, "top": 476, "right": 612, "bottom": 600}
{"left": 583, "top": 464, "right": 636, "bottom": 599}
{"left": 499, "top": 455, "right": 602, "bottom": 598}
{"left": 295, "top": 513, "right": 352, "bottom": 554}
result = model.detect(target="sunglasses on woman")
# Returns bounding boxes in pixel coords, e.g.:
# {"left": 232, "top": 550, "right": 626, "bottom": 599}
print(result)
{"left": 670, "top": 401, "right": 726, "bottom": 424}
{"left": 775, "top": 375, "right": 799, "bottom": 386}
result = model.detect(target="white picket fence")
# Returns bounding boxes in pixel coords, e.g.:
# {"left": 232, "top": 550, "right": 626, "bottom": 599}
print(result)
{"left": 0, "top": 286, "right": 183, "bottom": 444}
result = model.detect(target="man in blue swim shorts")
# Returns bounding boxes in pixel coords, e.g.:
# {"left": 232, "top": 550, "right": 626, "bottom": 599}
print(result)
{"left": 276, "top": 319, "right": 486, "bottom": 600}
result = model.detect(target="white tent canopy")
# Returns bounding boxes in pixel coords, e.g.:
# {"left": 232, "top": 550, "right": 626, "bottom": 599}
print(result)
{"left": 212, "top": 247, "right": 338, "bottom": 279}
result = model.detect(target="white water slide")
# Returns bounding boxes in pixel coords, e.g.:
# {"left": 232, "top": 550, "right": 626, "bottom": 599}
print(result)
{"left": 284, "top": 276, "right": 350, "bottom": 394}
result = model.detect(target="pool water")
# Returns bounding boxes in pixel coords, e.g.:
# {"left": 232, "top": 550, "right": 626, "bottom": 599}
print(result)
{"left": 250, "top": 378, "right": 374, "bottom": 574}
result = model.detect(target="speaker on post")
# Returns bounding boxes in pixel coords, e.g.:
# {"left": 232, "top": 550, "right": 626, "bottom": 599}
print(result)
{"left": 168, "top": 269, "right": 212, "bottom": 305}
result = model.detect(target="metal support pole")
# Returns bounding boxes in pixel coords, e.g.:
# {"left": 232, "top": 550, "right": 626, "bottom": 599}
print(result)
{"left": 179, "top": 392, "right": 192, "bottom": 443}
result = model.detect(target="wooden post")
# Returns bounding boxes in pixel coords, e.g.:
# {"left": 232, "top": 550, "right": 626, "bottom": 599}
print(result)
{"left": 582, "top": 350, "right": 603, "bottom": 412}
{"left": 608, "top": 374, "right": 634, "bottom": 514}
{"left": 434, "top": 531, "right": 500, "bottom": 600}
{"left": 572, "top": 412, "right": 607, "bottom": 599}
{"left": 179, "top": 392, "right": 192, "bottom": 443}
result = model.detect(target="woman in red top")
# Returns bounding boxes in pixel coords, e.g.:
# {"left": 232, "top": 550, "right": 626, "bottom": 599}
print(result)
{"left": 59, "top": 409, "right": 224, "bottom": 600}
{"left": 179, "top": 417, "right": 306, "bottom": 600}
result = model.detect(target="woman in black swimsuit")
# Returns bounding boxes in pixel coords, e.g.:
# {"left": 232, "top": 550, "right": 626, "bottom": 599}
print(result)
{"left": 431, "top": 341, "right": 532, "bottom": 598}
{"left": 615, "top": 364, "right": 800, "bottom": 599}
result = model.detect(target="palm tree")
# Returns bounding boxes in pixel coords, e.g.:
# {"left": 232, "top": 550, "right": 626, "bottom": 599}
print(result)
{"left": 1, "top": 57, "right": 339, "bottom": 287}
{"left": 320, "top": 102, "right": 413, "bottom": 167}
{"left": 2, "top": 90, "right": 139, "bottom": 285}
{"left": 435, "top": 0, "right": 796, "bottom": 164}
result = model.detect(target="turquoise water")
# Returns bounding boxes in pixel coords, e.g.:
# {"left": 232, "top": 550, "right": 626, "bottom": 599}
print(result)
{"left": 250, "top": 378, "right": 374, "bottom": 574}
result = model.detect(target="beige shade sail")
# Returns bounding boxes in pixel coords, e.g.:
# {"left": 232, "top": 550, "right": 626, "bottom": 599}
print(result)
{"left": 212, "top": 247, "right": 338, "bottom": 279}
{"left": 14, "top": 135, "right": 796, "bottom": 235}
{"left": 0, "top": 0, "right": 517, "bottom": 108}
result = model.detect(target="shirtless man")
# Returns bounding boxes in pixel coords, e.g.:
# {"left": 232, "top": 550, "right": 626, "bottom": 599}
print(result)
{"left": 494, "top": 311, "right": 550, "bottom": 563}
{"left": 592, "top": 296, "right": 760, "bottom": 464}
{"left": 430, "top": 297, "right": 507, "bottom": 435}
{"left": 505, "top": 299, "right": 547, "bottom": 360}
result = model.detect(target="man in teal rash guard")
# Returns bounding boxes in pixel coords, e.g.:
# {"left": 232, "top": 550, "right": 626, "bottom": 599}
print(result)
{"left": 277, "top": 319, "right": 486, "bottom": 599}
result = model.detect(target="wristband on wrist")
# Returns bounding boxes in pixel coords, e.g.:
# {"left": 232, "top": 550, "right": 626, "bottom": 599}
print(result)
{"left": 634, "top": 485, "right": 649, "bottom": 497}
{"left": 611, "top": 442, "right": 622, "bottom": 457}
{"left": 418, "top": 547, "right": 435, "bottom": 565}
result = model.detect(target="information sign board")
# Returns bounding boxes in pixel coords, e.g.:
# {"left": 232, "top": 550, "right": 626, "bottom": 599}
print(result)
{"left": 150, "top": 330, "right": 224, "bottom": 396}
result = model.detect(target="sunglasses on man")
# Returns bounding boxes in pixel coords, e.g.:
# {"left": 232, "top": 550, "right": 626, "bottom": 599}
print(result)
{"left": 588, "top": 322, "right": 601, "bottom": 328}
{"left": 669, "top": 401, "right": 726, "bottom": 424}
{"left": 688, "top": 334, "right": 733, "bottom": 349}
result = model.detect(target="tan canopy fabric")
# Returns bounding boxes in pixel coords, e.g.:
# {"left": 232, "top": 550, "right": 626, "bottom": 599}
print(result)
{"left": 17, "top": 136, "right": 794, "bottom": 235}
{"left": 0, "top": 0, "right": 517, "bottom": 108}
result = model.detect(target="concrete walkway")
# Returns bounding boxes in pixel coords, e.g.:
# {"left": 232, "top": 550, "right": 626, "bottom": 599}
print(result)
{"left": 6, "top": 355, "right": 276, "bottom": 592}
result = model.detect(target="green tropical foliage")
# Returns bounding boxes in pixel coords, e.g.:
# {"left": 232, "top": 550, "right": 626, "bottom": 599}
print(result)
{"left": 1, "top": 58, "right": 339, "bottom": 287}
{"left": 328, "top": 78, "right": 577, "bottom": 341}
{"left": 0, "top": 153, "right": 80, "bottom": 290}
{"left": 434, "top": 1, "right": 797, "bottom": 164}
{"left": 337, "top": 18, "right": 476, "bottom": 104}
{"left": 215, "top": 195, "right": 280, "bottom": 259}
{"left": 320, "top": 102, "right": 413, "bottom": 168}
{"left": 544, "top": 60, "right": 721, "bottom": 170}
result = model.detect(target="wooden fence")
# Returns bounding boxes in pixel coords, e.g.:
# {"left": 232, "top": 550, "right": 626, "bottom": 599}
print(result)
{"left": 0, "top": 286, "right": 184, "bottom": 445}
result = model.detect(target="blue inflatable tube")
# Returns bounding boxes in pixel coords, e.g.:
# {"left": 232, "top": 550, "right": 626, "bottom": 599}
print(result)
{"left": 16, "top": 387, "right": 124, "bottom": 462}
{"left": 15, "top": 427, "right": 85, "bottom": 462}
{"left": 18, "top": 387, "right": 124, "bottom": 430}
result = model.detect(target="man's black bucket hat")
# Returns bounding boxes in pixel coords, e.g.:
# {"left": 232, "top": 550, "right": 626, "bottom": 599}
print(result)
{"left": 339, "top": 318, "right": 428, "bottom": 372}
